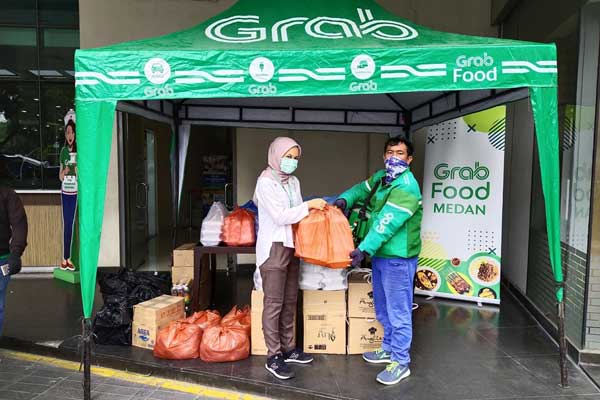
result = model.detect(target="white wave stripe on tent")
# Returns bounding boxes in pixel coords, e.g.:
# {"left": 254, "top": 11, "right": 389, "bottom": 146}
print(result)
{"left": 381, "top": 64, "right": 447, "bottom": 79}
{"left": 75, "top": 71, "right": 141, "bottom": 85}
{"left": 108, "top": 71, "right": 140, "bottom": 77}
{"left": 174, "top": 70, "right": 244, "bottom": 84}
{"left": 501, "top": 60, "right": 557, "bottom": 74}
{"left": 278, "top": 68, "right": 346, "bottom": 82}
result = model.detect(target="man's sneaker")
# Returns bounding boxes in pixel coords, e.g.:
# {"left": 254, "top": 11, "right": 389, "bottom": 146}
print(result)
{"left": 363, "top": 348, "right": 391, "bottom": 364}
{"left": 284, "top": 348, "right": 314, "bottom": 364}
{"left": 265, "top": 354, "right": 295, "bottom": 380}
{"left": 376, "top": 362, "right": 410, "bottom": 385}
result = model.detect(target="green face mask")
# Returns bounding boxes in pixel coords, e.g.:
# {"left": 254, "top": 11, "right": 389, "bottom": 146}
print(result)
{"left": 280, "top": 157, "right": 298, "bottom": 174}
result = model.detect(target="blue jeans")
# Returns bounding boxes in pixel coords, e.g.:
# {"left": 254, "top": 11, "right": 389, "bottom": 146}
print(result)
{"left": 0, "top": 263, "right": 10, "bottom": 337}
{"left": 372, "top": 256, "right": 418, "bottom": 365}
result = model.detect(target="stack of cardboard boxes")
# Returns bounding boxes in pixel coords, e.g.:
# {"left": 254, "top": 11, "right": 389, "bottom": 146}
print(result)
{"left": 251, "top": 272, "right": 383, "bottom": 356}
{"left": 347, "top": 273, "right": 384, "bottom": 354}
{"left": 132, "top": 295, "right": 185, "bottom": 349}
{"left": 171, "top": 243, "right": 195, "bottom": 284}
{"left": 303, "top": 290, "right": 347, "bottom": 354}
{"left": 171, "top": 243, "right": 211, "bottom": 311}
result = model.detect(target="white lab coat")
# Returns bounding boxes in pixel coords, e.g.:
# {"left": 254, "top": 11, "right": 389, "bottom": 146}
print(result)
{"left": 253, "top": 176, "right": 308, "bottom": 274}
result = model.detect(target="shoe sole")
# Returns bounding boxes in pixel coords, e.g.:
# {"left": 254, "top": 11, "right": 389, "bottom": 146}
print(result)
{"left": 362, "top": 354, "right": 392, "bottom": 364}
{"left": 285, "top": 358, "right": 313, "bottom": 364}
{"left": 376, "top": 369, "right": 411, "bottom": 385}
{"left": 265, "top": 364, "right": 295, "bottom": 380}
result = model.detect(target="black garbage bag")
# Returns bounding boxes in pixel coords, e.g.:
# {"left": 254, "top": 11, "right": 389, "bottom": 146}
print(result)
{"left": 95, "top": 295, "right": 131, "bottom": 327}
{"left": 136, "top": 272, "right": 171, "bottom": 295}
{"left": 128, "top": 284, "right": 162, "bottom": 308}
{"left": 93, "top": 320, "right": 132, "bottom": 346}
{"left": 98, "top": 272, "right": 128, "bottom": 297}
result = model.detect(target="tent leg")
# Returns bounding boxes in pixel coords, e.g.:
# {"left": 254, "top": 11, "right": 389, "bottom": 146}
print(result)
{"left": 82, "top": 318, "right": 92, "bottom": 400}
{"left": 558, "top": 301, "right": 569, "bottom": 388}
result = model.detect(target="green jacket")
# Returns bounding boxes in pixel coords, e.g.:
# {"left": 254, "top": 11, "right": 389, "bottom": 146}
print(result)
{"left": 340, "top": 169, "right": 423, "bottom": 259}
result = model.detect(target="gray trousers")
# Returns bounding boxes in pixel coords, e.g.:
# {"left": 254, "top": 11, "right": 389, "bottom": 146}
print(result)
{"left": 260, "top": 242, "right": 299, "bottom": 357}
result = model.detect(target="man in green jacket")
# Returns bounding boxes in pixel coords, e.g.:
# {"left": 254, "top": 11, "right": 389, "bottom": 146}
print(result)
{"left": 334, "top": 136, "right": 422, "bottom": 386}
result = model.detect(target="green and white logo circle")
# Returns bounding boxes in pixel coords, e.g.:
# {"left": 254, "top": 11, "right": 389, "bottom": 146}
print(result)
{"left": 144, "top": 58, "right": 171, "bottom": 85}
{"left": 249, "top": 57, "right": 275, "bottom": 83}
{"left": 351, "top": 55, "right": 375, "bottom": 80}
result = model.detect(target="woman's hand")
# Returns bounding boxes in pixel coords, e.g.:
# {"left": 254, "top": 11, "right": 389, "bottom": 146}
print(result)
{"left": 307, "top": 198, "right": 327, "bottom": 210}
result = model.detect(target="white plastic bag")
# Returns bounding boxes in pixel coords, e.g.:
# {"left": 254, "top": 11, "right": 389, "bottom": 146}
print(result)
{"left": 299, "top": 261, "right": 348, "bottom": 291}
{"left": 200, "top": 202, "right": 229, "bottom": 246}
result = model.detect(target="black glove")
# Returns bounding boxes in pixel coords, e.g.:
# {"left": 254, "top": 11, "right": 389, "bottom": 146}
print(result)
{"left": 350, "top": 248, "right": 367, "bottom": 268}
{"left": 7, "top": 254, "right": 21, "bottom": 275}
{"left": 333, "top": 198, "right": 347, "bottom": 213}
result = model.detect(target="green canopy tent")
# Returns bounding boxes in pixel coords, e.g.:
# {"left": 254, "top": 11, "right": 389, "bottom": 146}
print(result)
{"left": 74, "top": 0, "right": 564, "bottom": 395}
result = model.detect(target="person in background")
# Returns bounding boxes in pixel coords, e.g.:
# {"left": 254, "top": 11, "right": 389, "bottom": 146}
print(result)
{"left": 0, "top": 155, "right": 28, "bottom": 336}
{"left": 334, "top": 136, "right": 423, "bottom": 386}
{"left": 253, "top": 137, "right": 327, "bottom": 380}
{"left": 59, "top": 119, "right": 77, "bottom": 271}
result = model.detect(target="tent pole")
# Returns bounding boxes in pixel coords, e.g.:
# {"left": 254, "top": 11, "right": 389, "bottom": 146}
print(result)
{"left": 558, "top": 301, "right": 569, "bottom": 388}
{"left": 82, "top": 318, "right": 92, "bottom": 400}
{"left": 172, "top": 102, "right": 181, "bottom": 250}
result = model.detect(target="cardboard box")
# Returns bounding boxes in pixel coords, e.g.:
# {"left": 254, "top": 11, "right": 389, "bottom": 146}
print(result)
{"left": 251, "top": 290, "right": 266, "bottom": 355}
{"left": 171, "top": 266, "right": 193, "bottom": 284}
{"left": 173, "top": 243, "right": 195, "bottom": 267}
{"left": 303, "top": 290, "right": 346, "bottom": 354}
{"left": 347, "top": 318, "right": 384, "bottom": 355}
{"left": 251, "top": 290, "right": 297, "bottom": 356}
{"left": 132, "top": 295, "right": 185, "bottom": 350}
{"left": 348, "top": 273, "right": 375, "bottom": 318}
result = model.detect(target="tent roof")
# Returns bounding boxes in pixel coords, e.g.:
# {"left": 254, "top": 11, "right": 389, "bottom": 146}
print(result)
{"left": 74, "top": 0, "right": 557, "bottom": 102}
{"left": 95, "top": 0, "right": 532, "bottom": 52}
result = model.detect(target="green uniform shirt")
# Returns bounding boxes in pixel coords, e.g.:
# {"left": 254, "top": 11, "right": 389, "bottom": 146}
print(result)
{"left": 340, "top": 169, "right": 423, "bottom": 259}
{"left": 60, "top": 147, "right": 77, "bottom": 194}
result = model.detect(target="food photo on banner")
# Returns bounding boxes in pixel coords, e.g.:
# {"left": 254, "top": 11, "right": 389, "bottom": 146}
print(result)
{"left": 415, "top": 106, "right": 505, "bottom": 305}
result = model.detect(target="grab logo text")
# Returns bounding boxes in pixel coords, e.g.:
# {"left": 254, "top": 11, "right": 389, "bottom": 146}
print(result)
{"left": 453, "top": 53, "right": 497, "bottom": 84}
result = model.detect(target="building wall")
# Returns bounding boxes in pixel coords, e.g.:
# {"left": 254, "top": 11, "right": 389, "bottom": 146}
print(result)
{"left": 497, "top": 0, "right": 592, "bottom": 349}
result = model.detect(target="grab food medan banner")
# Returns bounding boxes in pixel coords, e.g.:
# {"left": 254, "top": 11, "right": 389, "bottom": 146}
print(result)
{"left": 415, "top": 106, "right": 505, "bottom": 305}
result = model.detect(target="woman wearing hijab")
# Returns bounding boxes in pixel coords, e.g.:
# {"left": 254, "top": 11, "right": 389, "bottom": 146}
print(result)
{"left": 254, "top": 137, "right": 326, "bottom": 380}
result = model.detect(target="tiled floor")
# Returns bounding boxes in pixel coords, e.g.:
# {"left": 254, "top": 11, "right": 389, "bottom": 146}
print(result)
{"left": 2, "top": 269, "right": 600, "bottom": 400}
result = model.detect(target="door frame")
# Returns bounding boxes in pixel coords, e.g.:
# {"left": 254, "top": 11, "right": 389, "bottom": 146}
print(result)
{"left": 116, "top": 104, "right": 177, "bottom": 269}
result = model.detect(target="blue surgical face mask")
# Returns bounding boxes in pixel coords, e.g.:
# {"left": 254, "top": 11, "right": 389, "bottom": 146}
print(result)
{"left": 280, "top": 157, "right": 298, "bottom": 174}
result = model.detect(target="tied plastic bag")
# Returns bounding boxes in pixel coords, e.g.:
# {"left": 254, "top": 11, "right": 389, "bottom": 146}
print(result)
{"left": 185, "top": 310, "right": 221, "bottom": 331}
{"left": 199, "top": 326, "right": 250, "bottom": 363}
{"left": 201, "top": 202, "right": 228, "bottom": 246}
{"left": 221, "top": 208, "right": 256, "bottom": 247}
{"left": 294, "top": 207, "right": 354, "bottom": 268}
{"left": 221, "top": 305, "right": 251, "bottom": 335}
{"left": 299, "top": 260, "right": 349, "bottom": 291}
{"left": 153, "top": 321, "right": 202, "bottom": 360}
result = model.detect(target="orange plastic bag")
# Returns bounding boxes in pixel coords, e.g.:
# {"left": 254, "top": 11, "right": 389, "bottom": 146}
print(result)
{"left": 294, "top": 207, "right": 354, "bottom": 268}
{"left": 221, "top": 208, "right": 256, "bottom": 247}
{"left": 221, "top": 305, "right": 251, "bottom": 335}
{"left": 199, "top": 326, "right": 250, "bottom": 363}
{"left": 153, "top": 321, "right": 202, "bottom": 360}
{"left": 185, "top": 310, "right": 221, "bottom": 331}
